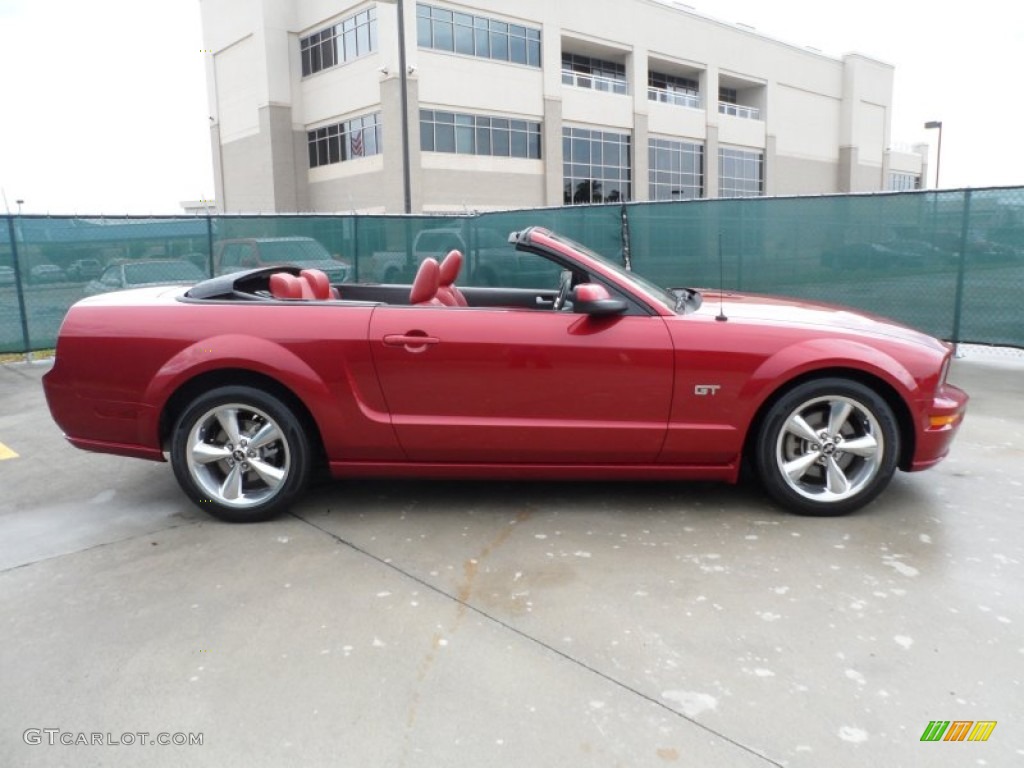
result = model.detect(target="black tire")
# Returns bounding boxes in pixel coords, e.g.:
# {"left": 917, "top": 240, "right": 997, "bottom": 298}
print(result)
{"left": 754, "top": 378, "right": 899, "bottom": 516}
{"left": 170, "top": 385, "right": 312, "bottom": 522}
{"left": 383, "top": 266, "right": 400, "bottom": 283}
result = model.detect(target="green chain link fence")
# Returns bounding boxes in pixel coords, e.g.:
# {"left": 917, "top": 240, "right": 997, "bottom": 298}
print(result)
{"left": 2, "top": 186, "right": 1022, "bottom": 354}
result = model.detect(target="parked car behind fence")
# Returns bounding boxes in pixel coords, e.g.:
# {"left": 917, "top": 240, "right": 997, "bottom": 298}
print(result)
{"left": 84, "top": 260, "right": 207, "bottom": 296}
{"left": 214, "top": 237, "right": 350, "bottom": 284}
{"left": 66, "top": 259, "right": 103, "bottom": 281}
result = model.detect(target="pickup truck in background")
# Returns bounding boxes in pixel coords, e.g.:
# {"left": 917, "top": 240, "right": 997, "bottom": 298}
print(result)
{"left": 214, "top": 237, "right": 350, "bottom": 283}
{"left": 366, "top": 227, "right": 559, "bottom": 287}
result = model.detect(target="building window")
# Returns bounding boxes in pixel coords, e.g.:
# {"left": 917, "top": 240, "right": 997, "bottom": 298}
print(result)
{"left": 420, "top": 110, "right": 541, "bottom": 158}
{"left": 718, "top": 147, "right": 763, "bottom": 198}
{"left": 307, "top": 113, "right": 382, "bottom": 169}
{"left": 416, "top": 4, "right": 541, "bottom": 66}
{"left": 888, "top": 172, "right": 921, "bottom": 191}
{"left": 562, "top": 127, "right": 631, "bottom": 205}
{"left": 648, "top": 71, "right": 700, "bottom": 108}
{"left": 301, "top": 7, "right": 378, "bottom": 77}
{"left": 649, "top": 138, "right": 703, "bottom": 200}
{"left": 561, "top": 53, "right": 627, "bottom": 94}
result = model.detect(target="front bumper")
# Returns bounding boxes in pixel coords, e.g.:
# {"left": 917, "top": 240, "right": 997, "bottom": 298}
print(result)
{"left": 909, "top": 383, "right": 969, "bottom": 471}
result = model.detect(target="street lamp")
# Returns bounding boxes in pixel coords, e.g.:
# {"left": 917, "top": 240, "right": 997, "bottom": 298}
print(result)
{"left": 924, "top": 120, "right": 942, "bottom": 188}
{"left": 379, "top": 0, "right": 413, "bottom": 213}
{"left": 15, "top": 199, "right": 24, "bottom": 214}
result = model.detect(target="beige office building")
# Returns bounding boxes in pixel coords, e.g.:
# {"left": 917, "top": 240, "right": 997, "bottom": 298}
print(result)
{"left": 200, "top": 0, "right": 928, "bottom": 213}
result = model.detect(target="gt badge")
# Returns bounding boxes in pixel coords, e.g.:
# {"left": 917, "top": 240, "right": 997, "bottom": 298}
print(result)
{"left": 694, "top": 384, "right": 721, "bottom": 396}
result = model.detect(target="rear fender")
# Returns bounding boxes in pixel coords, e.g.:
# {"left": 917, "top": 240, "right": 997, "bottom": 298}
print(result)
{"left": 137, "top": 335, "right": 338, "bottom": 448}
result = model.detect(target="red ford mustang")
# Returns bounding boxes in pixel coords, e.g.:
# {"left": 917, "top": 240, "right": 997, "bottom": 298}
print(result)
{"left": 43, "top": 227, "right": 967, "bottom": 522}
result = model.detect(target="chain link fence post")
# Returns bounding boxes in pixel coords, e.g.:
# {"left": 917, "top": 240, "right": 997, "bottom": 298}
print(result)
{"left": 951, "top": 188, "right": 973, "bottom": 351}
{"left": 352, "top": 214, "right": 360, "bottom": 283}
{"left": 6, "top": 215, "right": 31, "bottom": 356}
{"left": 620, "top": 203, "right": 632, "bottom": 270}
{"left": 205, "top": 213, "right": 216, "bottom": 278}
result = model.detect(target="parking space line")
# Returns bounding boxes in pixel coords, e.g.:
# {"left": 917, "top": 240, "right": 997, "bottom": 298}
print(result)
{"left": 0, "top": 441, "right": 19, "bottom": 460}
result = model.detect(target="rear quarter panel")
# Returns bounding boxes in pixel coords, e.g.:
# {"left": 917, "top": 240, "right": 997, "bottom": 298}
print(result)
{"left": 44, "top": 292, "right": 401, "bottom": 461}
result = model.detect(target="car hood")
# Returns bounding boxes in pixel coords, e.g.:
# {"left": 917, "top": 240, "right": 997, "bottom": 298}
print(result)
{"left": 691, "top": 290, "right": 948, "bottom": 351}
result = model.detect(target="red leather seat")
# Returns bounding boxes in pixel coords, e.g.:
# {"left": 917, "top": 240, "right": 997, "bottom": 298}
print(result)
{"left": 437, "top": 249, "right": 468, "bottom": 307}
{"left": 409, "top": 258, "right": 443, "bottom": 306}
{"left": 269, "top": 272, "right": 314, "bottom": 300}
{"left": 300, "top": 268, "right": 338, "bottom": 300}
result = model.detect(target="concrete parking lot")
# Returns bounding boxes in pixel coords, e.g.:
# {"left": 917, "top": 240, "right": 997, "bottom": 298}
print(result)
{"left": 0, "top": 352, "right": 1021, "bottom": 767}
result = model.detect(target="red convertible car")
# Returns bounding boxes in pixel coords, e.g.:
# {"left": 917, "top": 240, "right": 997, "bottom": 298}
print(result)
{"left": 43, "top": 227, "right": 967, "bottom": 523}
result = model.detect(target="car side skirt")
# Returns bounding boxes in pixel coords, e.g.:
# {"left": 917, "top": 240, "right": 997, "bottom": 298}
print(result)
{"left": 328, "top": 460, "right": 740, "bottom": 483}
{"left": 66, "top": 436, "right": 165, "bottom": 462}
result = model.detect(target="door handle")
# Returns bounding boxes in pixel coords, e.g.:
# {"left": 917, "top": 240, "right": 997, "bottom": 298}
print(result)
{"left": 535, "top": 296, "right": 554, "bottom": 306}
{"left": 383, "top": 333, "right": 439, "bottom": 351}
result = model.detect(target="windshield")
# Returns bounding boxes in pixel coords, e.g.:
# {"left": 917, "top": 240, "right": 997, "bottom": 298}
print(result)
{"left": 538, "top": 230, "right": 679, "bottom": 312}
{"left": 261, "top": 240, "right": 332, "bottom": 262}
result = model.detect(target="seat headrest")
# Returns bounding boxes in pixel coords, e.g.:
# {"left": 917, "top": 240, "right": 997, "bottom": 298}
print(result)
{"left": 439, "top": 249, "right": 463, "bottom": 288}
{"left": 270, "top": 272, "right": 309, "bottom": 300}
{"left": 300, "top": 268, "right": 331, "bottom": 300}
{"left": 410, "top": 258, "right": 441, "bottom": 305}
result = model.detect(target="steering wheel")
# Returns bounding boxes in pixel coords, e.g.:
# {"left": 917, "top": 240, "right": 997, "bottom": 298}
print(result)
{"left": 552, "top": 270, "right": 573, "bottom": 311}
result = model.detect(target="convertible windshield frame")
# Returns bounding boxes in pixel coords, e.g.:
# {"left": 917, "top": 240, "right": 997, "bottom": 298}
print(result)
{"left": 523, "top": 228, "right": 679, "bottom": 313}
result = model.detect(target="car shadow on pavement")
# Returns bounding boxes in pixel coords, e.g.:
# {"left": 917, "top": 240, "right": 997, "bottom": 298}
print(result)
{"left": 301, "top": 476, "right": 790, "bottom": 521}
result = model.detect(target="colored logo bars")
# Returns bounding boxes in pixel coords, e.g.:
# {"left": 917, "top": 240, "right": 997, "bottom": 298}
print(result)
{"left": 920, "top": 721, "right": 997, "bottom": 742}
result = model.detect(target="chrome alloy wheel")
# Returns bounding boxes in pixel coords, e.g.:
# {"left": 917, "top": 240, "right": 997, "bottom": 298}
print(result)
{"left": 775, "top": 395, "right": 883, "bottom": 503}
{"left": 185, "top": 403, "right": 290, "bottom": 509}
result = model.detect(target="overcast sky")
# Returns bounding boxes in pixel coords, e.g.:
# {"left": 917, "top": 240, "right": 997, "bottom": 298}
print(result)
{"left": 0, "top": 0, "right": 1021, "bottom": 214}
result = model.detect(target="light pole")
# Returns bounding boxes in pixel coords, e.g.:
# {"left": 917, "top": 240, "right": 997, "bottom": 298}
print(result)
{"left": 380, "top": 0, "right": 412, "bottom": 213}
{"left": 924, "top": 121, "right": 942, "bottom": 188}
{"left": 15, "top": 199, "right": 23, "bottom": 215}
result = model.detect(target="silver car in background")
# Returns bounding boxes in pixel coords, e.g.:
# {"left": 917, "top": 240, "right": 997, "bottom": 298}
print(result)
{"left": 85, "top": 260, "right": 207, "bottom": 295}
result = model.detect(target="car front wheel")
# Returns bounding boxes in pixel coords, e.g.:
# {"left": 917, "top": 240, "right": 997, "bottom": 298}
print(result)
{"left": 755, "top": 378, "right": 899, "bottom": 516}
{"left": 170, "top": 386, "right": 311, "bottom": 522}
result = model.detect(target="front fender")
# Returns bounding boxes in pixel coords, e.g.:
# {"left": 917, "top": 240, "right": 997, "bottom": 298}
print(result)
{"left": 740, "top": 338, "right": 921, "bottom": 409}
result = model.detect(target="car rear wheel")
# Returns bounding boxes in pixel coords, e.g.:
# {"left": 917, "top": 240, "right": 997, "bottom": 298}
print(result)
{"left": 755, "top": 378, "right": 899, "bottom": 516}
{"left": 170, "top": 386, "right": 311, "bottom": 522}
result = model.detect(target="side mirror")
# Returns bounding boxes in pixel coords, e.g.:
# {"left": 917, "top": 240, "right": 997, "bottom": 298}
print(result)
{"left": 572, "top": 283, "right": 627, "bottom": 316}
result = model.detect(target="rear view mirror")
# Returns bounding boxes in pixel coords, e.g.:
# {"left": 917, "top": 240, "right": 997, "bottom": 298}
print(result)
{"left": 572, "top": 283, "right": 627, "bottom": 316}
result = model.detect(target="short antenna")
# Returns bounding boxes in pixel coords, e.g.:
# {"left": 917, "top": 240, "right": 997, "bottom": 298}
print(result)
{"left": 715, "top": 233, "right": 728, "bottom": 322}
